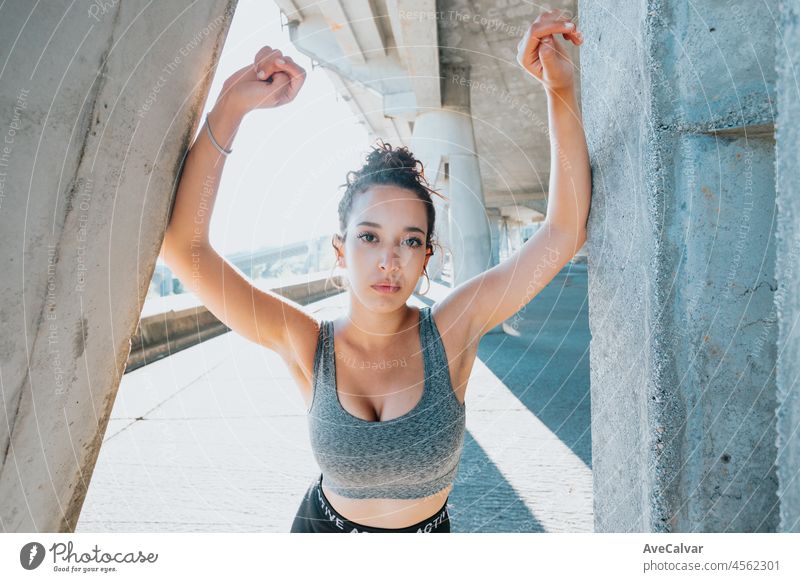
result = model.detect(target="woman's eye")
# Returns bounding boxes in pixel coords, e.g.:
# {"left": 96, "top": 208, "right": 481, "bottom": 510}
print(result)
{"left": 357, "top": 233, "right": 422, "bottom": 248}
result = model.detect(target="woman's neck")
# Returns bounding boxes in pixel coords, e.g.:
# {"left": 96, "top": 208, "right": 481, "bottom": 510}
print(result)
{"left": 336, "top": 303, "right": 418, "bottom": 352}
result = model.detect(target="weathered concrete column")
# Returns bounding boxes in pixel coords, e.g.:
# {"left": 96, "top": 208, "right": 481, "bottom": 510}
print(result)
{"left": 427, "top": 198, "right": 449, "bottom": 283}
{"left": 410, "top": 63, "right": 492, "bottom": 285}
{"left": 448, "top": 151, "right": 493, "bottom": 282}
{"left": 499, "top": 217, "right": 511, "bottom": 260}
{"left": 507, "top": 219, "right": 524, "bottom": 255}
{"left": 775, "top": 0, "right": 800, "bottom": 533}
{"left": 0, "top": 0, "right": 238, "bottom": 532}
{"left": 486, "top": 208, "right": 502, "bottom": 267}
{"left": 581, "top": 0, "right": 779, "bottom": 531}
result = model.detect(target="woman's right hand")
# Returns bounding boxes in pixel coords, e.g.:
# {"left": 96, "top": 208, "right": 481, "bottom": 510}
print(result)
{"left": 218, "top": 45, "right": 306, "bottom": 115}
{"left": 516, "top": 10, "right": 581, "bottom": 93}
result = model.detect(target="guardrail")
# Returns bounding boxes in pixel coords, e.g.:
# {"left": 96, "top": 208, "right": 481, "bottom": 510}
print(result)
{"left": 126, "top": 274, "right": 345, "bottom": 372}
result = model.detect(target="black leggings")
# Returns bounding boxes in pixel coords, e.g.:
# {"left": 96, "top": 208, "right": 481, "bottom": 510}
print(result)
{"left": 290, "top": 474, "right": 451, "bottom": 533}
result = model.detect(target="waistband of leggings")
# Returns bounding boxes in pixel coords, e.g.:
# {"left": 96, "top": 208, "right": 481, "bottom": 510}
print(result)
{"left": 314, "top": 474, "right": 449, "bottom": 533}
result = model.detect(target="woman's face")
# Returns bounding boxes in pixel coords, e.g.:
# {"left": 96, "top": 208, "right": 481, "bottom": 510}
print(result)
{"left": 337, "top": 185, "right": 431, "bottom": 310}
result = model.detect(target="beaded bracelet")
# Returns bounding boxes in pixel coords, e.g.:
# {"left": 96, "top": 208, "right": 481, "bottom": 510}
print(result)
{"left": 204, "top": 113, "right": 232, "bottom": 156}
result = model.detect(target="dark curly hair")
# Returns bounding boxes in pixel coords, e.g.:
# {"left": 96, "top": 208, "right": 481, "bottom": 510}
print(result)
{"left": 329, "top": 140, "right": 449, "bottom": 290}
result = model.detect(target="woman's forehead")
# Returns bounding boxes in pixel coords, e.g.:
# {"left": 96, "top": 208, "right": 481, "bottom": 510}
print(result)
{"left": 350, "top": 187, "right": 427, "bottom": 225}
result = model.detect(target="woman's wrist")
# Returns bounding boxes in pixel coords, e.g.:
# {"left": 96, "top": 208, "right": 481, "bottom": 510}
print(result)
{"left": 207, "top": 95, "right": 246, "bottom": 151}
{"left": 545, "top": 83, "right": 581, "bottom": 119}
{"left": 545, "top": 82, "right": 577, "bottom": 103}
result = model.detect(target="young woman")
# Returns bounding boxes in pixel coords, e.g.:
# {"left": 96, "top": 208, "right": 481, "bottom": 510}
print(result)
{"left": 161, "top": 9, "right": 589, "bottom": 533}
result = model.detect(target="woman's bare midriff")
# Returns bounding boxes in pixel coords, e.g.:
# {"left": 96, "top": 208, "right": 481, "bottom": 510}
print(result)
{"left": 321, "top": 481, "right": 453, "bottom": 528}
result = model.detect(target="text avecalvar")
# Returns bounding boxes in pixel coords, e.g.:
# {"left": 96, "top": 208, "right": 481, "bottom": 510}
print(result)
{"left": 643, "top": 543, "right": 703, "bottom": 554}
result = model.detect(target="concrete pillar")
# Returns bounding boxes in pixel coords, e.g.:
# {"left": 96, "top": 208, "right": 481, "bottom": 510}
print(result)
{"left": 153, "top": 264, "right": 174, "bottom": 296}
{"left": 486, "top": 208, "right": 502, "bottom": 268}
{"left": 407, "top": 131, "right": 445, "bottom": 286}
{"left": 775, "top": 0, "right": 800, "bottom": 533}
{"left": 508, "top": 219, "right": 524, "bottom": 255}
{"left": 0, "top": 0, "right": 238, "bottom": 532}
{"left": 581, "top": 0, "right": 779, "bottom": 531}
{"left": 499, "top": 217, "right": 511, "bottom": 262}
{"left": 410, "top": 63, "right": 492, "bottom": 286}
{"left": 528, "top": 221, "right": 544, "bottom": 241}
{"left": 426, "top": 198, "right": 449, "bottom": 283}
{"left": 448, "top": 152, "right": 492, "bottom": 283}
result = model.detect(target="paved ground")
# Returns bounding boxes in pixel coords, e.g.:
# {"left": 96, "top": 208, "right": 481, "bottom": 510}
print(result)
{"left": 77, "top": 262, "right": 591, "bottom": 533}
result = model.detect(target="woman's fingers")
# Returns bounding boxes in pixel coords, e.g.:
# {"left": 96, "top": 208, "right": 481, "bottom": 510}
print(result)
{"left": 276, "top": 72, "right": 299, "bottom": 106}
{"left": 516, "top": 9, "right": 580, "bottom": 90}
{"left": 547, "top": 9, "right": 582, "bottom": 44}
{"left": 539, "top": 36, "right": 561, "bottom": 64}
{"left": 277, "top": 56, "right": 306, "bottom": 102}
{"left": 253, "top": 45, "right": 286, "bottom": 81}
{"left": 517, "top": 7, "right": 584, "bottom": 77}
{"left": 262, "top": 71, "right": 292, "bottom": 106}
{"left": 252, "top": 47, "right": 306, "bottom": 103}
{"left": 518, "top": 20, "right": 577, "bottom": 64}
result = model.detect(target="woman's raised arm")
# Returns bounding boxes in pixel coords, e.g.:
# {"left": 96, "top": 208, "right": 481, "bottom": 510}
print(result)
{"left": 435, "top": 9, "right": 591, "bottom": 340}
{"left": 159, "top": 47, "right": 315, "bottom": 362}
{"left": 163, "top": 45, "right": 305, "bottom": 250}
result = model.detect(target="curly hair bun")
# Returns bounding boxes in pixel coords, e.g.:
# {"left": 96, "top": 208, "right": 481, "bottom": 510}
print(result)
{"left": 363, "top": 141, "right": 420, "bottom": 172}
{"left": 348, "top": 140, "right": 428, "bottom": 186}
{"left": 339, "top": 139, "right": 448, "bottom": 210}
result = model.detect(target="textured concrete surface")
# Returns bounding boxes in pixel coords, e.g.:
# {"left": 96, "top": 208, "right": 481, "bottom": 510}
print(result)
{"left": 410, "top": 102, "right": 493, "bottom": 284}
{"left": 0, "top": 0, "right": 238, "bottom": 532}
{"left": 775, "top": 0, "right": 800, "bottom": 533}
{"left": 78, "top": 264, "right": 591, "bottom": 532}
{"left": 581, "top": 0, "right": 779, "bottom": 532}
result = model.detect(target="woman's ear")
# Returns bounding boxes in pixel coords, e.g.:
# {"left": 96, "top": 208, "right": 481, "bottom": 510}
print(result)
{"left": 332, "top": 233, "right": 346, "bottom": 268}
{"left": 423, "top": 245, "right": 433, "bottom": 271}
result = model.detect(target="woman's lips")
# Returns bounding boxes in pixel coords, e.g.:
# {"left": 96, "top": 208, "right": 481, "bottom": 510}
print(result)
{"left": 371, "top": 284, "right": 401, "bottom": 294}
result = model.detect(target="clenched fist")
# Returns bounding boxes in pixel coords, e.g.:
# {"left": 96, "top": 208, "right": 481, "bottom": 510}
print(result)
{"left": 517, "top": 10, "right": 583, "bottom": 92}
{"left": 219, "top": 45, "right": 307, "bottom": 115}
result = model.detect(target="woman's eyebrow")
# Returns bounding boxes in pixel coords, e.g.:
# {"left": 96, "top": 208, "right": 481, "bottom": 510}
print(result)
{"left": 356, "top": 221, "right": 425, "bottom": 234}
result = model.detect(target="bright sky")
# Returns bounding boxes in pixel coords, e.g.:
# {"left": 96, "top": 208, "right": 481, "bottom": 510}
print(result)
{"left": 197, "top": 0, "right": 370, "bottom": 255}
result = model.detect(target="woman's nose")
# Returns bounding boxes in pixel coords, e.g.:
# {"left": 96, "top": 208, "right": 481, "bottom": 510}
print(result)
{"left": 379, "top": 246, "right": 402, "bottom": 270}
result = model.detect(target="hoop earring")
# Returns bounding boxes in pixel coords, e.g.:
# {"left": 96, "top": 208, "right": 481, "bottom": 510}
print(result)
{"left": 331, "top": 258, "right": 349, "bottom": 291}
{"left": 418, "top": 272, "right": 431, "bottom": 296}
{"left": 327, "top": 261, "right": 339, "bottom": 291}
{"left": 329, "top": 234, "right": 348, "bottom": 291}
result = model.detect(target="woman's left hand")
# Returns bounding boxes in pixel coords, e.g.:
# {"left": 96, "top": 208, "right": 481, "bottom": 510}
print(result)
{"left": 517, "top": 9, "right": 583, "bottom": 92}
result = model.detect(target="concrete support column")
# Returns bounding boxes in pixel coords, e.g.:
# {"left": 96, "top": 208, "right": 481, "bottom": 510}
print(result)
{"left": 0, "top": 0, "right": 238, "bottom": 532}
{"left": 775, "top": 0, "right": 800, "bottom": 533}
{"left": 581, "top": 0, "right": 779, "bottom": 532}
{"left": 486, "top": 208, "right": 502, "bottom": 268}
{"left": 427, "top": 199, "right": 449, "bottom": 282}
{"left": 499, "top": 217, "right": 511, "bottom": 262}
{"left": 448, "top": 152, "right": 492, "bottom": 282}
{"left": 425, "top": 196, "right": 448, "bottom": 283}
{"left": 410, "top": 63, "right": 492, "bottom": 286}
{"left": 507, "top": 219, "right": 524, "bottom": 255}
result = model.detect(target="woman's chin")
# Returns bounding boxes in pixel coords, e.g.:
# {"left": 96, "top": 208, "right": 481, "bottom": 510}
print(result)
{"left": 362, "top": 287, "right": 408, "bottom": 308}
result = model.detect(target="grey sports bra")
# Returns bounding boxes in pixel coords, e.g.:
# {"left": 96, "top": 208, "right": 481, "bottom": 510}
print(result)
{"left": 306, "top": 305, "right": 466, "bottom": 499}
